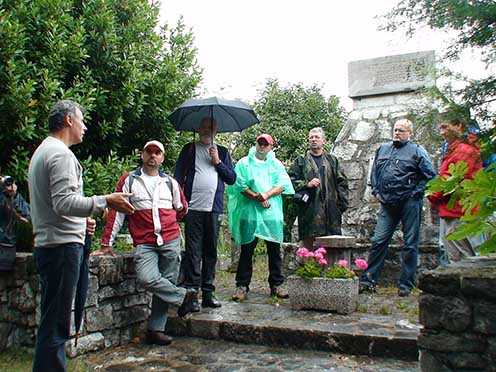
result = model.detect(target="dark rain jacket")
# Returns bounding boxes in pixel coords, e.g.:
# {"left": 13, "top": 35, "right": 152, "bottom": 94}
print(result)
{"left": 288, "top": 151, "right": 349, "bottom": 240}
{"left": 371, "top": 141, "right": 436, "bottom": 206}
{"left": 0, "top": 192, "right": 30, "bottom": 246}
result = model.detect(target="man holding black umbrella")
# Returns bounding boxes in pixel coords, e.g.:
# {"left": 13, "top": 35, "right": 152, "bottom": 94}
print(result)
{"left": 174, "top": 117, "right": 236, "bottom": 309}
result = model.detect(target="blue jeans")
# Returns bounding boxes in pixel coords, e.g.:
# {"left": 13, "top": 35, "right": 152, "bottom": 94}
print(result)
{"left": 360, "top": 199, "right": 422, "bottom": 290}
{"left": 32, "top": 243, "right": 84, "bottom": 372}
{"left": 135, "top": 238, "right": 186, "bottom": 332}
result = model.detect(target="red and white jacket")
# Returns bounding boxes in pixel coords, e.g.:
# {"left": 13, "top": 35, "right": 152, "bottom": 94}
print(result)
{"left": 101, "top": 168, "right": 188, "bottom": 247}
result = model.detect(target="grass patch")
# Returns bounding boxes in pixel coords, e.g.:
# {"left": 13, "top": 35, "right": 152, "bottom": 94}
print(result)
{"left": 0, "top": 348, "right": 88, "bottom": 372}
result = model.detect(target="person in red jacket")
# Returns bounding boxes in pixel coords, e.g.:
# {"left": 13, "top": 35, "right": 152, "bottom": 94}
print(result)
{"left": 428, "top": 118, "right": 483, "bottom": 263}
{"left": 95, "top": 140, "right": 197, "bottom": 345}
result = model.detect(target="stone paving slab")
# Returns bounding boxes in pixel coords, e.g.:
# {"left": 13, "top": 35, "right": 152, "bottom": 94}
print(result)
{"left": 166, "top": 302, "right": 419, "bottom": 361}
{"left": 80, "top": 336, "right": 418, "bottom": 371}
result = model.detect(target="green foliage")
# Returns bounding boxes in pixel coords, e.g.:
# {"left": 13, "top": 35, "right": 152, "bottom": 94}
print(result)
{"left": 295, "top": 261, "right": 322, "bottom": 278}
{"left": 382, "top": 0, "right": 496, "bottom": 121}
{"left": 323, "top": 264, "right": 357, "bottom": 279}
{"left": 228, "top": 79, "right": 347, "bottom": 163}
{"left": 426, "top": 160, "right": 496, "bottom": 255}
{"left": 0, "top": 0, "right": 202, "bottom": 190}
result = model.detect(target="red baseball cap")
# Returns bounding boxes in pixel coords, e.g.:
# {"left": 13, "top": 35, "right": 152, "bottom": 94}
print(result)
{"left": 256, "top": 133, "right": 274, "bottom": 145}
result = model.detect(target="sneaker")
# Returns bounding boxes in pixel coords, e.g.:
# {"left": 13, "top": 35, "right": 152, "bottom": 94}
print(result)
{"left": 359, "top": 284, "right": 377, "bottom": 294}
{"left": 270, "top": 285, "right": 289, "bottom": 298}
{"left": 232, "top": 286, "right": 248, "bottom": 302}
{"left": 398, "top": 288, "right": 411, "bottom": 297}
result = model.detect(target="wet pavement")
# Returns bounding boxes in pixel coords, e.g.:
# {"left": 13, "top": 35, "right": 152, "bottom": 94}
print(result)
{"left": 81, "top": 336, "right": 418, "bottom": 371}
{"left": 76, "top": 257, "right": 421, "bottom": 371}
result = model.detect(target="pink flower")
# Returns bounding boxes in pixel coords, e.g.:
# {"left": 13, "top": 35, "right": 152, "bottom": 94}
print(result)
{"left": 354, "top": 258, "right": 368, "bottom": 270}
{"left": 315, "top": 247, "right": 327, "bottom": 255}
{"left": 318, "top": 258, "right": 328, "bottom": 265}
{"left": 314, "top": 252, "right": 324, "bottom": 260}
{"left": 296, "top": 247, "right": 309, "bottom": 257}
{"left": 306, "top": 252, "right": 315, "bottom": 258}
{"left": 337, "top": 259, "right": 348, "bottom": 267}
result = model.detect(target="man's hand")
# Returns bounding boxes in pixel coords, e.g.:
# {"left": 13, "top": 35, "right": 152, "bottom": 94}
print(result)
{"left": 307, "top": 178, "right": 320, "bottom": 188}
{"left": 259, "top": 200, "right": 271, "bottom": 208}
{"left": 86, "top": 217, "right": 96, "bottom": 236}
{"left": 106, "top": 193, "right": 135, "bottom": 214}
{"left": 91, "top": 246, "right": 116, "bottom": 257}
{"left": 255, "top": 192, "right": 269, "bottom": 202}
{"left": 209, "top": 146, "right": 220, "bottom": 165}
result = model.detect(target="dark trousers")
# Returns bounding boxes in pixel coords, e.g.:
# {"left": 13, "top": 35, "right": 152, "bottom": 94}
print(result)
{"left": 360, "top": 199, "right": 422, "bottom": 290}
{"left": 235, "top": 238, "right": 284, "bottom": 290}
{"left": 183, "top": 210, "right": 220, "bottom": 293}
{"left": 32, "top": 243, "right": 83, "bottom": 372}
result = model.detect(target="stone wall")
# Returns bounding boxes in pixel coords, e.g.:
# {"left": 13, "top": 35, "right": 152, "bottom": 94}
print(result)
{"left": 418, "top": 256, "right": 496, "bottom": 371}
{"left": 0, "top": 252, "right": 151, "bottom": 356}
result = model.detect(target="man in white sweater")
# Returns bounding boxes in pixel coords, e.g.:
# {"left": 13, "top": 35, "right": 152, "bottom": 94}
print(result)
{"left": 28, "top": 100, "right": 135, "bottom": 372}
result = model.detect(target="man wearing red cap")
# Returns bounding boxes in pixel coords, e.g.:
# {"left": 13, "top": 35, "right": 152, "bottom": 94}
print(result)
{"left": 96, "top": 140, "right": 198, "bottom": 346}
{"left": 228, "top": 134, "right": 295, "bottom": 301}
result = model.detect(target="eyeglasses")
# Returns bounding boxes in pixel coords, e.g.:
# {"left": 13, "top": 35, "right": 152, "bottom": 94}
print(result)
{"left": 257, "top": 142, "right": 270, "bottom": 147}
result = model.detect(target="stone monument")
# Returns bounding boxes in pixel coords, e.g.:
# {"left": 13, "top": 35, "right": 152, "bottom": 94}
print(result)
{"left": 333, "top": 51, "right": 441, "bottom": 282}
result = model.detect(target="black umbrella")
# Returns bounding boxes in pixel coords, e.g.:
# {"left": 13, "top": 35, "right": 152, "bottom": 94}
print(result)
{"left": 169, "top": 96, "right": 260, "bottom": 133}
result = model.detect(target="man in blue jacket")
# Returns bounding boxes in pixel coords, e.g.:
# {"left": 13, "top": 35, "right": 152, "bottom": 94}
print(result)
{"left": 174, "top": 117, "right": 236, "bottom": 309}
{"left": 360, "top": 119, "right": 436, "bottom": 297}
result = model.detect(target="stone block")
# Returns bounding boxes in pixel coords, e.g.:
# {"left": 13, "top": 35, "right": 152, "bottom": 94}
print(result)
{"left": 461, "top": 277, "right": 496, "bottom": 301}
{"left": 314, "top": 235, "right": 356, "bottom": 248}
{"left": 67, "top": 332, "right": 105, "bottom": 358}
{"left": 418, "top": 329, "right": 486, "bottom": 352}
{"left": 114, "top": 305, "right": 149, "bottom": 327}
{"left": 189, "top": 318, "right": 221, "bottom": 339}
{"left": 419, "top": 350, "right": 452, "bottom": 372}
{"left": 350, "top": 121, "right": 375, "bottom": 142}
{"left": 123, "top": 293, "right": 150, "bottom": 308}
{"left": 419, "top": 294, "right": 471, "bottom": 332}
{"left": 85, "top": 275, "right": 99, "bottom": 307}
{"left": 86, "top": 304, "right": 114, "bottom": 332}
{"left": 353, "top": 96, "right": 397, "bottom": 110}
{"left": 0, "top": 323, "right": 12, "bottom": 351}
{"left": 348, "top": 51, "right": 435, "bottom": 98}
{"left": 473, "top": 301, "right": 496, "bottom": 334}
{"left": 448, "top": 352, "right": 487, "bottom": 370}
{"left": 10, "top": 282, "right": 36, "bottom": 313}
{"left": 332, "top": 142, "right": 358, "bottom": 162}
{"left": 362, "top": 109, "right": 382, "bottom": 121}
{"left": 418, "top": 269, "right": 460, "bottom": 295}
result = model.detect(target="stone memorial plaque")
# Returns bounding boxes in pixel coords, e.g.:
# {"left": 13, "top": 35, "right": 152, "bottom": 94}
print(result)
{"left": 348, "top": 51, "right": 435, "bottom": 98}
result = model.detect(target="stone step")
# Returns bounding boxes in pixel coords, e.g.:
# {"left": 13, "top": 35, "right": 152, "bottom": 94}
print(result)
{"left": 166, "top": 302, "right": 420, "bottom": 361}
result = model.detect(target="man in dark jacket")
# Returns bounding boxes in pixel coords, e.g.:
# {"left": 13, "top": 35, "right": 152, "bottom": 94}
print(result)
{"left": 288, "top": 127, "right": 349, "bottom": 249}
{"left": 360, "top": 119, "right": 436, "bottom": 297}
{"left": 0, "top": 176, "right": 30, "bottom": 271}
{"left": 174, "top": 118, "right": 236, "bottom": 309}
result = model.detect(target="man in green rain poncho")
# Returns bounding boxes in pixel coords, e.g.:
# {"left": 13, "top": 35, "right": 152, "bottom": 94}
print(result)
{"left": 228, "top": 134, "right": 295, "bottom": 301}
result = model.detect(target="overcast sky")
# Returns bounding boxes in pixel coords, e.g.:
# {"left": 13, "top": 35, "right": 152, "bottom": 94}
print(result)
{"left": 159, "top": 0, "right": 482, "bottom": 111}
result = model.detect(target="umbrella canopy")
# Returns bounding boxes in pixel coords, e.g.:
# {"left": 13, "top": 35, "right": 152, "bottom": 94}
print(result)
{"left": 169, "top": 96, "right": 259, "bottom": 133}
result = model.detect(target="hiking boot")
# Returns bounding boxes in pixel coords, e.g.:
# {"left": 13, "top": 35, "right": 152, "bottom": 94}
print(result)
{"left": 145, "top": 331, "right": 173, "bottom": 345}
{"left": 202, "top": 292, "right": 222, "bottom": 308}
{"left": 177, "top": 289, "right": 198, "bottom": 318}
{"left": 359, "top": 284, "right": 377, "bottom": 294}
{"left": 232, "top": 286, "right": 248, "bottom": 302}
{"left": 398, "top": 288, "right": 411, "bottom": 297}
{"left": 270, "top": 285, "right": 289, "bottom": 298}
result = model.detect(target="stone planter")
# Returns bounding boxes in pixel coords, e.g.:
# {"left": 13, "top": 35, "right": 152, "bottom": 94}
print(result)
{"left": 287, "top": 275, "right": 359, "bottom": 314}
